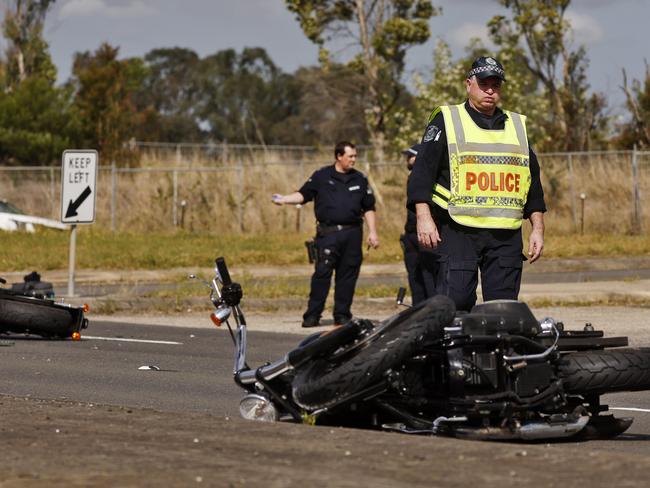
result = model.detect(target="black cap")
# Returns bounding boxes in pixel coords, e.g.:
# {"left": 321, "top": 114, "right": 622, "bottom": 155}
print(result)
{"left": 467, "top": 56, "right": 506, "bottom": 81}
{"left": 402, "top": 144, "right": 422, "bottom": 157}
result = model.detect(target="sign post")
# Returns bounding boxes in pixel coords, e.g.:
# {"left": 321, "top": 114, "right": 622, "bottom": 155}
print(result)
{"left": 61, "top": 150, "right": 98, "bottom": 296}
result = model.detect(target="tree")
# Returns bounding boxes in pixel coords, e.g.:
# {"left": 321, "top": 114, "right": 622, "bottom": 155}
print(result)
{"left": 193, "top": 47, "right": 301, "bottom": 145}
{"left": 135, "top": 47, "right": 204, "bottom": 142}
{"left": 70, "top": 43, "right": 147, "bottom": 164}
{"left": 618, "top": 63, "right": 650, "bottom": 149}
{"left": 283, "top": 63, "right": 371, "bottom": 145}
{"left": 285, "top": 0, "right": 440, "bottom": 162}
{"left": 133, "top": 47, "right": 313, "bottom": 145}
{"left": 2, "top": 0, "right": 57, "bottom": 88}
{"left": 0, "top": 0, "right": 80, "bottom": 165}
{"left": 389, "top": 39, "right": 548, "bottom": 152}
{"left": 489, "top": 0, "right": 608, "bottom": 151}
{"left": 389, "top": 39, "right": 465, "bottom": 151}
{"left": 0, "top": 75, "right": 79, "bottom": 164}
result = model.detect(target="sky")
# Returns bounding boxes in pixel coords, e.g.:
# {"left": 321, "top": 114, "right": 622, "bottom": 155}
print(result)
{"left": 13, "top": 0, "right": 650, "bottom": 115}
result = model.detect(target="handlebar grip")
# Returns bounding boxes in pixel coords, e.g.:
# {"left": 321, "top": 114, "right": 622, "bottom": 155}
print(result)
{"left": 215, "top": 257, "right": 232, "bottom": 286}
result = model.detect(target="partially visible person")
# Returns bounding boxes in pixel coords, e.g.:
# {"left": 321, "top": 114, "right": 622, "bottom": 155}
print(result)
{"left": 272, "top": 141, "right": 379, "bottom": 327}
{"left": 407, "top": 56, "right": 546, "bottom": 311}
{"left": 400, "top": 144, "right": 437, "bottom": 305}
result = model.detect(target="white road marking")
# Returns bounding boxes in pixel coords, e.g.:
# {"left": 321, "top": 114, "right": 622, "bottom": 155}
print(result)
{"left": 83, "top": 335, "right": 183, "bottom": 345}
{"left": 610, "top": 407, "right": 650, "bottom": 413}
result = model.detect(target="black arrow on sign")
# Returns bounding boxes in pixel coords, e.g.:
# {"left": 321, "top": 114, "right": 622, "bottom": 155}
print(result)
{"left": 65, "top": 186, "right": 92, "bottom": 218}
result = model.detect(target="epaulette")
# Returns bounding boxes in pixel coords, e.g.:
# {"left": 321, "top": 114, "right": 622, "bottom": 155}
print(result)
{"left": 427, "top": 107, "right": 442, "bottom": 124}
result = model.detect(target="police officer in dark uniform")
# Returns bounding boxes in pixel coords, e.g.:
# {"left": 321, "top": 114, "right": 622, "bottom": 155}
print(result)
{"left": 400, "top": 144, "right": 438, "bottom": 304}
{"left": 273, "top": 141, "right": 379, "bottom": 327}
{"left": 407, "top": 57, "right": 546, "bottom": 311}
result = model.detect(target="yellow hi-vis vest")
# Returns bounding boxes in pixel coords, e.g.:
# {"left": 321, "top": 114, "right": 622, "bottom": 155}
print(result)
{"left": 431, "top": 103, "right": 531, "bottom": 230}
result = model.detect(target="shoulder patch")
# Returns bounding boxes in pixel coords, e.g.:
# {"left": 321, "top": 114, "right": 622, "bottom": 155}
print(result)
{"left": 422, "top": 124, "right": 440, "bottom": 143}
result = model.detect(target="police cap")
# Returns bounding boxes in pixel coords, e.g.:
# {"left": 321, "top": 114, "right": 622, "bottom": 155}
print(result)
{"left": 402, "top": 144, "right": 422, "bottom": 157}
{"left": 467, "top": 56, "right": 506, "bottom": 82}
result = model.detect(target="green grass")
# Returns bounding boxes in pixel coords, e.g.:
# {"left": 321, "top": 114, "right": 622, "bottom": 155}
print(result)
{"left": 1, "top": 228, "right": 649, "bottom": 272}
{"left": 543, "top": 233, "right": 650, "bottom": 257}
{"left": 145, "top": 278, "right": 397, "bottom": 300}
{"left": 0, "top": 228, "right": 405, "bottom": 271}
{"left": 89, "top": 282, "right": 650, "bottom": 315}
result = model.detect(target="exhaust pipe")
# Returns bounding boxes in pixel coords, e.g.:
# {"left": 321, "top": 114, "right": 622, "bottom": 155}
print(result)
{"left": 449, "top": 415, "right": 589, "bottom": 441}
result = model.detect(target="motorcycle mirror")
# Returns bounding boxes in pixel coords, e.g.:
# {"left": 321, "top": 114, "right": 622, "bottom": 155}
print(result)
{"left": 188, "top": 274, "right": 212, "bottom": 289}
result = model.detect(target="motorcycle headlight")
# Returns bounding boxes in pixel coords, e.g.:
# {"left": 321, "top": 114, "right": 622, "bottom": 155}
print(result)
{"left": 239, "top": 394, "right": 279, "bottom": 422}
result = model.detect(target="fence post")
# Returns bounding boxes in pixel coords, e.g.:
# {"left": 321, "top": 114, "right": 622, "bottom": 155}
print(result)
{"left": 567, "top": 153, "right": 577, "bottom": 232}
{"left": 173, "top": 169, "right": 178, "bottom": 227}
{"left": 238, "top": 162, "right": 244, "bottom": 233}
{"left": 50, "top": 166, "right": 56, "bottom": 219}
{"left": 631, "top": 146, "right": 643, "bottom": 234}
{"left": 111, "top": 160, "right": 117, "bottom": 232}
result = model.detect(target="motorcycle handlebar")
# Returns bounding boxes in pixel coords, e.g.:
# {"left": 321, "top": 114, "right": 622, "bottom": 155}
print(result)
{"left": 215, "top": 257, "right": 232, "bottom": 286}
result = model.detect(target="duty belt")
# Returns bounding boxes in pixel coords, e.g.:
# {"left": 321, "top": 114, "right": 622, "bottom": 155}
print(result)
{"left": 317, "top": 223, "right": 361, "bottom": 235}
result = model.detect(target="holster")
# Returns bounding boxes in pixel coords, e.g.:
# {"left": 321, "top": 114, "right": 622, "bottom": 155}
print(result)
{"left": 305, "top": 239, "right": 318, "bottom": 264}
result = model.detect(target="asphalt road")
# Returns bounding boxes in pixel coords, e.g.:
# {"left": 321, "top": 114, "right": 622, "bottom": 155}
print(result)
{"left": 2, "top": 319, "right": 650, "bottom": 454}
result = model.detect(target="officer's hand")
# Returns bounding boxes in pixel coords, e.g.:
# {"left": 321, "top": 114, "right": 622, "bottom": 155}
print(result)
{"left": 367, "top": 232, "right": 379, "bottom": 250}
{"left": 416, "top": 213, "right": 441, "bottom": 249}
{"left": 528, "top": 229, "right": 544, "bottom": 263}
{"left": 271, "top": 194, "right": 283, "bottom": 206}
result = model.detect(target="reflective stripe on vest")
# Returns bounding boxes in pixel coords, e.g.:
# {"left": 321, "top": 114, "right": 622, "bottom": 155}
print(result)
{"left": 433, "top": 103, "right": 531, "bottom": 230}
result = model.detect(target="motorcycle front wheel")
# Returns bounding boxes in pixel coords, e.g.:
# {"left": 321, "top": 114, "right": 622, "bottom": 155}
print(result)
{"left": 291, "top": 295, "right": 455, "bottom": 410}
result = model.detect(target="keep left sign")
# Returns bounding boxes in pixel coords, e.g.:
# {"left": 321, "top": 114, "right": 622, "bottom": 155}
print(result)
{"left": 61, "top": 150, "right": 98, "bottom": 224}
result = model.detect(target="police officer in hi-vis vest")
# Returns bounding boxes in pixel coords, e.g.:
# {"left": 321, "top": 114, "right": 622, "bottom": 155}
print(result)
{"left": 407, "top": 56, "right": 546, "bottom": 311}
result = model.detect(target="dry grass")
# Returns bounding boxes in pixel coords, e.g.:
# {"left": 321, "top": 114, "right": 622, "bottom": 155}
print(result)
{"left": 1, "top": 149, "right": 648, "bottom": 238}
{"left": 539, "top": 151, "right": 650, "bottom": 234}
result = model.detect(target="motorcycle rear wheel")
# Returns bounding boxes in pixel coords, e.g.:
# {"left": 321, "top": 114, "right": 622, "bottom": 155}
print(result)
{"left": 560, "top": 348, "right": 650, "bottom": 395}
{"left": 291, "top": 295, "right": 455, "bottom": 410}
{"left": 0, "top": 294, "right": 80, "bottom": 338}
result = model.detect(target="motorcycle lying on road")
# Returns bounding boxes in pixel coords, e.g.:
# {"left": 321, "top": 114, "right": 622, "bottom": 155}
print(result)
{"left": 196, "top": 257, "right": 650, "bottom": 441}
{"left": 0, "top": 277, "right": 88, "bottom": 339}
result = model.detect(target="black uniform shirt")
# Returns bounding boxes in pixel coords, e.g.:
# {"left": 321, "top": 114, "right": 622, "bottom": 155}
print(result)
{"left": 404, "top": 171, "right": 417, "bottom": 234}
{"left": 407, "top": 100, "right": 546, "bottom": 220}
{"left": 299, "top": 165, "right": 376, "bottom": 225}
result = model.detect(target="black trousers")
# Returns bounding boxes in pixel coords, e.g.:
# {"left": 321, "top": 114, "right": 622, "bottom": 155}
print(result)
{"left": 434, "top": 218, "right": 524, "bottom": 311}
{"left": 400, "top": 232, "right": 438, "bottom": 305}
{"left": 303, "top": 226, "right": 362, "bottom": 323}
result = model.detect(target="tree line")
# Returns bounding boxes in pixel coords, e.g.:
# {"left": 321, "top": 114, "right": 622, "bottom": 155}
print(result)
{"left": 0, "top": 0, "right": 648, "bottom": 167}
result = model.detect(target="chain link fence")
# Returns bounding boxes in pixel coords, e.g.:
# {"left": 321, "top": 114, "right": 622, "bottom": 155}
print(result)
{"left": 1, "top": 149, "right": 648, "bottom": 235}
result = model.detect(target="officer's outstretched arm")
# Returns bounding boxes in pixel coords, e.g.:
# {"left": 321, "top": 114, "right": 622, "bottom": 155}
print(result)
{"left": 527, "top": 212, "right": 545, "bottom": 263}
{"left": 271, "top": 192, "right": 305, "bottom": 206}
{"left": 415, "top": 203, "right": 441, "bottom": 249}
